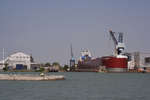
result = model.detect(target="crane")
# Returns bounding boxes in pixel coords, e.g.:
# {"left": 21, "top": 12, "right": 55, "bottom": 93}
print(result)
{"left": 70, "top": 44, "right": 75, "bottom": 71}
{"left": 109, "top": 30, "right": 125, "bottom": 56}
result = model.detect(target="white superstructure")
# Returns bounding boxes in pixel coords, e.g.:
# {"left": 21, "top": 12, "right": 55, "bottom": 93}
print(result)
{"left": 79, "top": 50, "right": 92, "bottom": 61}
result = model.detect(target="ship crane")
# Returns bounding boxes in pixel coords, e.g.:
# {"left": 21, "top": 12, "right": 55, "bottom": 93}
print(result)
{"left": 100, "top": 30, "right": 128, "bottom": 72}
{"left": 109, "top": 30, "right": 125, "bottom": 56}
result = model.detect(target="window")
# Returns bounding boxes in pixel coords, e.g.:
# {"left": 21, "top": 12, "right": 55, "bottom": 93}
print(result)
{"left": 145, "top": 57, "right": 150, "bottom": 64}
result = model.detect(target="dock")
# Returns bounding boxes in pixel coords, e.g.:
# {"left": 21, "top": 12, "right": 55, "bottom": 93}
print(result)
{"left": 0, "top": 74, "right": 65, "bottom": 81}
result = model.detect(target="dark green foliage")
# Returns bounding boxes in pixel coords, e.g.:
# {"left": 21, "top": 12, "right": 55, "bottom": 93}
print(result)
{"left": 45, "top": 62, "right": 51, "bottom": 67}
{"left": 63, "top": 65, "right": 69, "bottom": 71}
{"left": 52, "top": 62, "right": 60, "bottom": 66}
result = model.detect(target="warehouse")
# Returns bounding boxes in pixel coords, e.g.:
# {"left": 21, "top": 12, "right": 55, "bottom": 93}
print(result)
{"left": 0, "top": 52, "right": 34, "bottom": 70}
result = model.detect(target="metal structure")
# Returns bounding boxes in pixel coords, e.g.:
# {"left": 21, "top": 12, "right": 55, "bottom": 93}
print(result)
{"left": 70, "top": 44, "right": 75, "bottom": 71}
{"left": 109, "top": 30, "right": 125, "bottom": 56}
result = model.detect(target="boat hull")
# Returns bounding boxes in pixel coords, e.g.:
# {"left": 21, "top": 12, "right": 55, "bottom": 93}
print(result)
{"left": 102, "top": 56, "right": 128, "bottom": 72}
{"left": 76, "top": 58, "right": 101, "bottom": 72}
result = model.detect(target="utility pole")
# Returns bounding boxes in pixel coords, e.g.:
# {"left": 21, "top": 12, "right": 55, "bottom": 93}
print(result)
{"left": 3, "top": 48, "right": 5, "bottom": 68}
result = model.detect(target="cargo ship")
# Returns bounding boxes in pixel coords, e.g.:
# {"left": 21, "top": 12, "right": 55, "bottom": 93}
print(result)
{"left": 101, "top": 30, "right": 128, "bottom": 72}
{"left": 72, "top": 30, "right": 128, "bottom": 72}
{"left": 76, "top": 50, "right": 101, "bottom": 72}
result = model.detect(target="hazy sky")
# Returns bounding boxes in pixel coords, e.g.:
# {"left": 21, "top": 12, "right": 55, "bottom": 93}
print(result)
{"left": 0, "top": 0, "right": 150, "bottom": 65}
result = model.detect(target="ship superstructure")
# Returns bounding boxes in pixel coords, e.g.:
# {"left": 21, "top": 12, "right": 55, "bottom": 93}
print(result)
{"left": 77, "top": 50, "right": 101, "bottom": 72}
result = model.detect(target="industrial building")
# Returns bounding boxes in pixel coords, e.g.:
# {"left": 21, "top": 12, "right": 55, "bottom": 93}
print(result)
{"left": 0, "top": 52, "right": 34, "bottom": 70}
{"left": 127, "top": 52, "right": 150, "bottom": 72}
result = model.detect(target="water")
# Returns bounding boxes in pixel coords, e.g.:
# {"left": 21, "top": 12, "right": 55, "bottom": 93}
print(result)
{"left": 0, "top": 72, "right": 150, "bottom": 100}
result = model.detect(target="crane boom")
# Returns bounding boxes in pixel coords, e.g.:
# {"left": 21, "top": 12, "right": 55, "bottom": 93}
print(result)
{"left": 109, "top": 30, "right": 125, "bottom": 56}
{"left": 109, "top": 30, "right": 118, "bottom": 45}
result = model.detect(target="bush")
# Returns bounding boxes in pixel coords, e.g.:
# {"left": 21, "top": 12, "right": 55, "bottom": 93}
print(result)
{"left": 63, "top": 65, "right": 69, "bottom": 71}
{"left": 3, "top": 67, "right": 8, "bottom": 71}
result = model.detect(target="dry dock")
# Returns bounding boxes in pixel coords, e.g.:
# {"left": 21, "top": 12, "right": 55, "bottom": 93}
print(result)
{"left": 0, "top": 74, "right": 65, "bottom": 81}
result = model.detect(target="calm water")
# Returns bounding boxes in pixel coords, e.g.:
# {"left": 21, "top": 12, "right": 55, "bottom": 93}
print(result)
{"left": 0, "top": 72, "right": 150, "bottom": 100}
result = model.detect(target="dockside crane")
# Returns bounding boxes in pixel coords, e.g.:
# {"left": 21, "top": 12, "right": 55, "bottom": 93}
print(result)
{"left": 109, "top": 30, "right": 125, "bottom": 56}
{"left": 70, "top": 44, "right": 75, "bottom": 71}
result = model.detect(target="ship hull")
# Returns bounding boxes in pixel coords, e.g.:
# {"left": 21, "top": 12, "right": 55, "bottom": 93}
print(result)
{"left": 75, "top": 69, "right": 99, "bottom": 72}
{"left": 76, "top": 58, "right": 101, "bottom": 72}
{"left": 102, "top": 56, "right": 128, "bottom": 72}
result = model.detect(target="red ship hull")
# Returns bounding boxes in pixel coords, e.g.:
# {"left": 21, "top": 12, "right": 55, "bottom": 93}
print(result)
{"left": 102, "top": 56, "right": 128, "bottom": 72}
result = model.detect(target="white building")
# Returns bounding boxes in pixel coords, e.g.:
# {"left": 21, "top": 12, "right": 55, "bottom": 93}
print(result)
{"left": 139, "top": 52, "right": 150, "bottom": 68}
{"left": 127, "top": 52, "right": 150, "bottom": 69}
{"left": 0, "top": 52, "right": 34, "bottom": 70}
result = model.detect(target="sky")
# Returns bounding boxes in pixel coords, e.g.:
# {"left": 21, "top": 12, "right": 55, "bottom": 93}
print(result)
{"left": 0, "top": 0, "right": 150, "bottom": 65}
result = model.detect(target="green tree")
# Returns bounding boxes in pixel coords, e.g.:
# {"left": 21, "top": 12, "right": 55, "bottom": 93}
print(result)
{"left": 45, "top": 62, "right": 51, "bottom": 67}
{"left": 3, "top": 63, "right": 8, "bottom": 71}
{"left": 52, "top": 62, "right": 60, "bottom": 66}
{"left": 63, "top": 65, "right": 69, "bottom": 71}
{"left": 39, "top": 67, "right": 44, "bottom": 72}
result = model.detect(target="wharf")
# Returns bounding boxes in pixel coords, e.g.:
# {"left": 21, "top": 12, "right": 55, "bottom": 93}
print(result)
{"left": 0, "top": 74, "right": 65, "bottom": 81}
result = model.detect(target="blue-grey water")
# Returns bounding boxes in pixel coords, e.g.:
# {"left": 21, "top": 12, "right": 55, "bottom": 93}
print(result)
{"left": 0, "top": 72, "right": 150, "bottom": 100}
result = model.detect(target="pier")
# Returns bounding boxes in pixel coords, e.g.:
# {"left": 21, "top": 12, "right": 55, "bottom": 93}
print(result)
{"left": 0, "top": 74, "right": 65, "bottom": 81}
